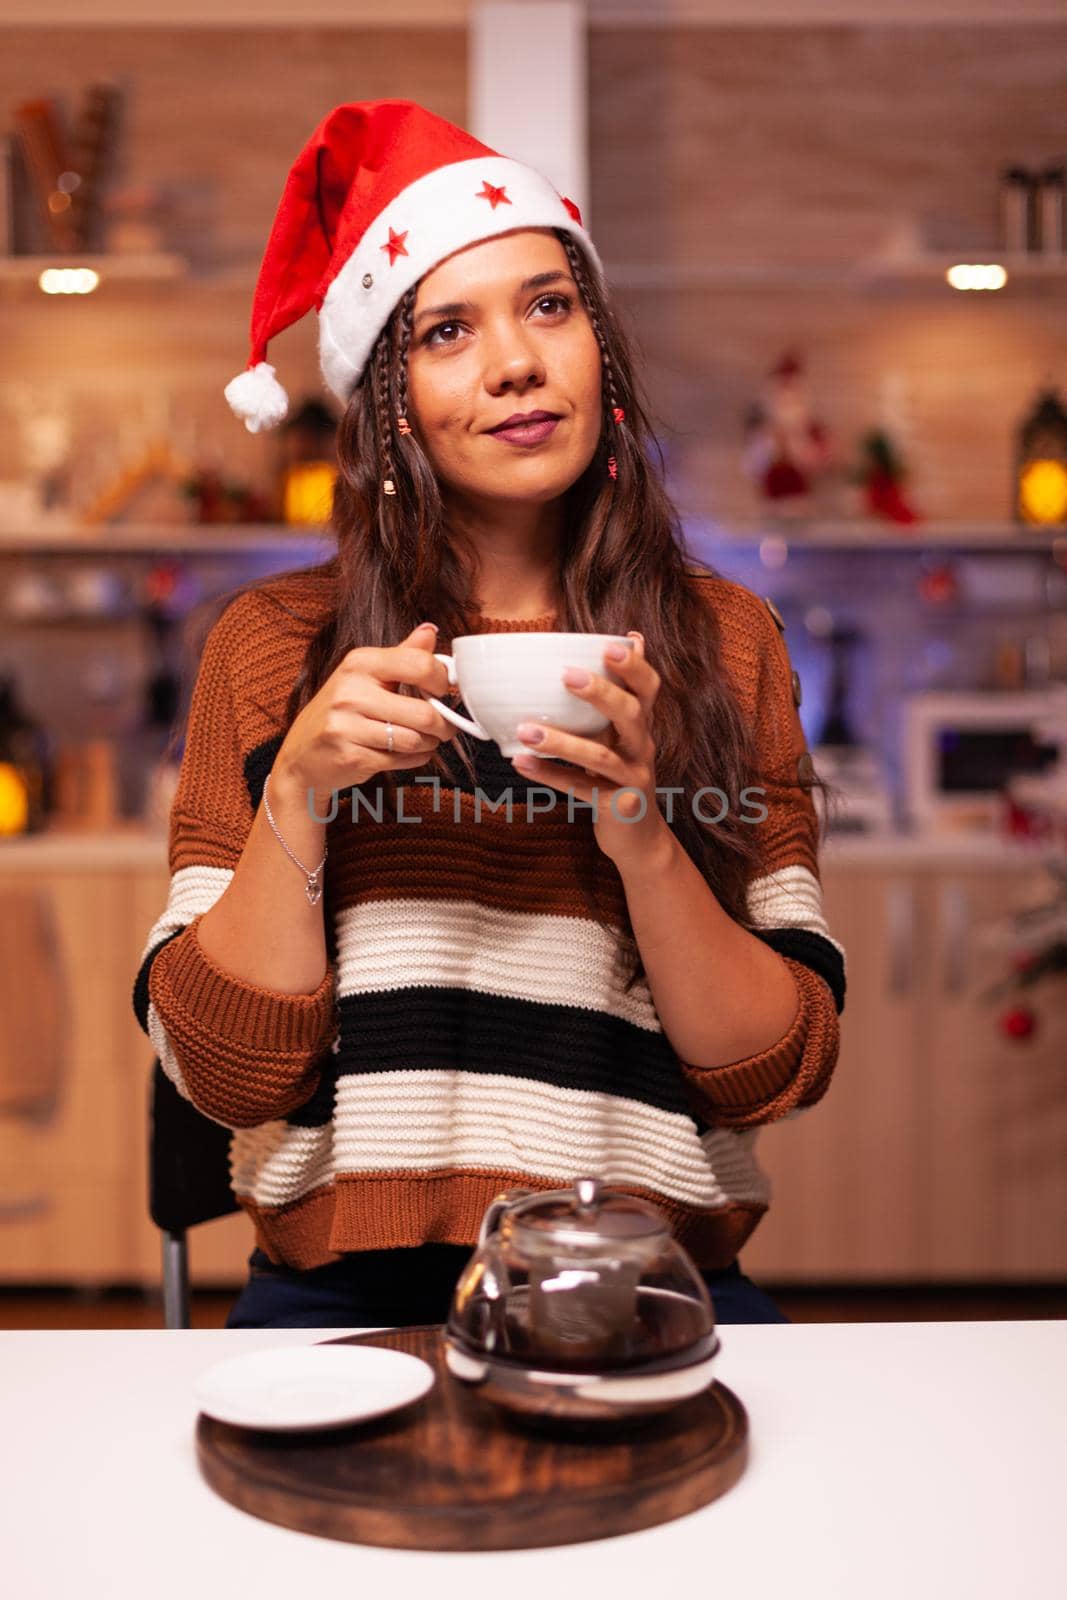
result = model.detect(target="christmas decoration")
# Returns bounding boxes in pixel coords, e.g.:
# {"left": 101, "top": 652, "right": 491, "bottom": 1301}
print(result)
{"left": 850, "top": 427, "right": 922, "bottom": 525}
{"left": 998, "top": 1005, "right": 1038, "bottom": 1041}
{"left": 740, "top": 350, "right": 835, "bottom": 517}
{"left": 223, "top": 100, "right": 602, "bottom": 432}
{"left": 978, "top": 859, "right": 1067, "bottom": 1044}
{"left": 276, "top": 398, "right": 339, "bottom": 526}
{"left": 1001, "top": 713, "right": 1067, "bottom": 848}
{"left": 179, "top": 468, "right": 271, "bottom": 524}
{"left": 917, "top": 558, "right": 960, "bottom": 607}
{"left": 82, "top": 438, "right": 193, "bottom": 525}
{"left": 1014, "top": 384, "right": 1067, "bottom": 527}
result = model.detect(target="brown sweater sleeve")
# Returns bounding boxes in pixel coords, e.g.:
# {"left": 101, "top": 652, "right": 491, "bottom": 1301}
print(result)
{"left": 137, "top": 596, "right": 336, "bottom": 1130}
{"left": 677, "top": 581, "right": 844, "bottom": 1129}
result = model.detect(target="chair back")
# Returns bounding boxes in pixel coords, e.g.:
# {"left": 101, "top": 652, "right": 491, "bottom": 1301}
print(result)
{"left": 148, "top": 1058, "right": 238, "bottom": 1234}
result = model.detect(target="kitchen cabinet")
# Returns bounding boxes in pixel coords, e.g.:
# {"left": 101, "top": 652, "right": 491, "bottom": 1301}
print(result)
{"left": 0, "top": 845, "right": 252, "bottom": 1289}
{"left": 0, "top": 839, "right": 1064, "bottom": 1288}
{"left": 917, "top": 869, "right": 1067, "bottom": 1278}
{"left": 744, "top": 855, "right": 1067, "bottom": 1283}
{"left": 742, "top": 865, "right": 924, "bottom": 1280}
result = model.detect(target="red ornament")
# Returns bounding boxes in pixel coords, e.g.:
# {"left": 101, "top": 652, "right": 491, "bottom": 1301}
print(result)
{"left": 918, "top": 562, "right": 959, "bottom": 606}
{"left": 613, "top": 407, "right": 625, "bottom": 424}
{"left": 145, "top": 561, "right": 180, "bottom": 604}
{"left": 380, "top": 226, "right": 409, "bottom": 265}
{"left": 607, "top": 455, "right": 618, "bottom": 480}
{"left": 999, "top": 1005, "right": 1037, "bottom": 1041}
{"left": 476, "top": 180, "right": 512, "bottom": 210}
{"left": 865, "top": 470, "right": 920, "bottom": 524}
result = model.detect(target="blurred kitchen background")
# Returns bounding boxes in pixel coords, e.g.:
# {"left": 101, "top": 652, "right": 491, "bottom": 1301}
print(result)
{"left": 1, "top": 0, "right": 1065, "bottom": 1326}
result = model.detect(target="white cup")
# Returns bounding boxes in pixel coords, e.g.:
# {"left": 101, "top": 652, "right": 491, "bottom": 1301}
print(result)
{"left": 421, "top": 632, "right": 637, "bottom": 758}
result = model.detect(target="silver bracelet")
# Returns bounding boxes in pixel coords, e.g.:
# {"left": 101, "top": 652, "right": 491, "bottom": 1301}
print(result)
{"left": 262, "top": 769, "right": 328, "bottom": 906}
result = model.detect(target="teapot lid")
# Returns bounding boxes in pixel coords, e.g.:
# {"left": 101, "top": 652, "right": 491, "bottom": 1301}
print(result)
{"left": 510, "top": 1176, "right": 667, "bottom": 1247}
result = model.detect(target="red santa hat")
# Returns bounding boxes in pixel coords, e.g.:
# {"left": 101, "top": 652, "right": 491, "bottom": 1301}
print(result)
{"left": 223, "top": 98, "right": 605, "bottom": 433}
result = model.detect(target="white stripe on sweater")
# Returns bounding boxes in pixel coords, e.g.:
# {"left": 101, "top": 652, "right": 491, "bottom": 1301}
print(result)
{"left": 138, "top": 864, "right": 234, "bottom": 964}
{"left": 141, "top": 865, "right": 234, "bottom": 1114}
{"left": 333, "top": 897, "right": 661, "bottom": 1030}
{"left": 227, "top": 1071, "right": 772, "bottom": 1212}
{"left": 229, "top": 1119, "right": 336, "bottom": 1203}
{"left": 747, "top": 865, "right": 847, "bottom": 973}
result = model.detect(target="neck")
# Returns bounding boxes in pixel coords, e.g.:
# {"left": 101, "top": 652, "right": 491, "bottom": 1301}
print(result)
{"left": 445, "top": 488, "right": 564, "bottom": 618}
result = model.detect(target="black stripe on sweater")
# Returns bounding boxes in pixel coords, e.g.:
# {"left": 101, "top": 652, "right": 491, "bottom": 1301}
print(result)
{"left": 245, "top": 734, "right": 284, "bottom": 813}
{"left": 751, "top": 926, "right": 846, "bottom": 1013}
{"left": 318, "top": 985, "right": 712, "bottom": 1130}
{"left": 132, "top": 927, "right": 186, "bottom": 1035}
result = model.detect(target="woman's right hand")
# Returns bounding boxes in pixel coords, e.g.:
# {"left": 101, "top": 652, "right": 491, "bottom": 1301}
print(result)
{"left": 274, "top": 623, "right": 456, "bottom": 802}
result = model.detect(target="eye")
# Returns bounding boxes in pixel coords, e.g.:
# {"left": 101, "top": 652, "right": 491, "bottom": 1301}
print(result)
{"left": 534, "top": 293, "right": 573, "bottom": 316}
{"left": 424, "top": 319, "right": 463, "bottom": 348}
{"left": 422, "top": 293, "right": 574, "bottom": 348}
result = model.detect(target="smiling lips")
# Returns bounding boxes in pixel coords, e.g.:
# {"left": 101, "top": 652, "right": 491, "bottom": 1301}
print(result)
{"left": 489, "top": 413, "right": 561, "bottom": 446}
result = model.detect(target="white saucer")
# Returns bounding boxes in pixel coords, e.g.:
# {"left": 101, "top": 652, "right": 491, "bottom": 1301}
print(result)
{"left": 194, "top": 1344, "right": 436, "bottom": 1432}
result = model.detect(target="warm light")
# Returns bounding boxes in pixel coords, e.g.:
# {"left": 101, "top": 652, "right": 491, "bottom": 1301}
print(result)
{"left": 945, "top": 263, "right": 1008, "bottom": 291}
{"left": 38, "top": 267, "right": 100, "bottom": 295}
{"left": 1019, "top": 458, "right": 1067, "bottom": 525}
{"left": 0, "top": 762, "right": 29, "bottom": 835}
{"left": 283, "top": 461, "right": 337, "bottom": 525}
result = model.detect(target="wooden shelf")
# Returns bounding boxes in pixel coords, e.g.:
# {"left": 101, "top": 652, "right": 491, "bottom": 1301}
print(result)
{"left": 609, "top": 251, "right": 1067, "bottom": 290}
{"left": 8, "top": 251, "right": 1063, "bottom": 294}
{"left": 2, "top": 519, "right": 1065, "bottom": 555}
{"left": 0, "top": 253, "right": 190, "bottom": 288}
{"left": 0, "top": 523, "right": 334, "bottom": 554}
{"left": 685, "top": 519, "right": 1067, "bottom": 552}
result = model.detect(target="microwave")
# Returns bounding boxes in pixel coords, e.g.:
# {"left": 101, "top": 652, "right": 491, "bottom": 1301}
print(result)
{"left": 903, "top": 688, "right": 1067, "bottom": 835}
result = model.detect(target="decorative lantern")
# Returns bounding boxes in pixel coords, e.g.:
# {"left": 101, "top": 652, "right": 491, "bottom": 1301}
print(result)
{"left": 0, "top": 762, "right": 30, "bottom": 836}
{"left": 276, "top": 398, "right": 339, "bottom": 526}
{"left": 0, "top": 671, "right": 49, "bottom": 835}
{"left": 1014, "top": 386, "right": 1067, "bottom": 527}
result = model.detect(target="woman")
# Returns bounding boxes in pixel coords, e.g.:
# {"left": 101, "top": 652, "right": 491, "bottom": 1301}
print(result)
{"left": 133, "top": 101, "right": 845, "bottom": 1330}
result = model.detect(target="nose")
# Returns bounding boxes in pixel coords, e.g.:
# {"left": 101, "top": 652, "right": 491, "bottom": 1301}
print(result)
{"left": 484, "top": 322, "right": 546, "bottom": 392}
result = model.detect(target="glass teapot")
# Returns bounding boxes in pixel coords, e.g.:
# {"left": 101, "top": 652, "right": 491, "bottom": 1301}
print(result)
{"left": 442, "top": 1176, "right": 721, "bottom": 1424}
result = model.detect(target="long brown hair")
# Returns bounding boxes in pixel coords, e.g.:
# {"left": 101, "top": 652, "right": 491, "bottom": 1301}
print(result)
{"left": 207, "top": 227, "right": 832, "bottom": 990}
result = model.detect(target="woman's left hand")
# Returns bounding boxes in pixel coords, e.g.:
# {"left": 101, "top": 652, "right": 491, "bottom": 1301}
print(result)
{"left": 511, "top": 632, "right": 672, "bottom": 872}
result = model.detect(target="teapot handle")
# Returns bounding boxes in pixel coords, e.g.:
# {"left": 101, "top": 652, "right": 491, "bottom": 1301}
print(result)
{"left": 477, "top": 1186, "right": 535, "bottom": 1249}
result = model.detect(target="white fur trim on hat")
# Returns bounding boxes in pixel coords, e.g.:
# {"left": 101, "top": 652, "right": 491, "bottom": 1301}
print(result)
{"left": 223, "top": 361, "right": 291, "bottom": 434}
{"left": 317, "top": 156, "right": 604, "bottom": 405}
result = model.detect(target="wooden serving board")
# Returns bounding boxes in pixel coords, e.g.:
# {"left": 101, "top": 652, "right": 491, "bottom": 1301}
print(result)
{"left": 195, "top": 1324, "right": 749, "bottom": 1551}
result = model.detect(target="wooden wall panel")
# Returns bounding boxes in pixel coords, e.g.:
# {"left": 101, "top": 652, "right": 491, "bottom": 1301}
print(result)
{"left": 588, "top": 25, "right": 1067, "bottom": 526}
{"left": 3, "top": 23, "right": 1065, "bottom": 527}
{"left": 0, "top": 27, "right": 467, "bottom": 489}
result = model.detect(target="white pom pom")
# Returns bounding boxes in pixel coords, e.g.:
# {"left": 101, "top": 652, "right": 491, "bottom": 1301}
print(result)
{"left": 223, "top": 361, "right": 290, "bottom": 434}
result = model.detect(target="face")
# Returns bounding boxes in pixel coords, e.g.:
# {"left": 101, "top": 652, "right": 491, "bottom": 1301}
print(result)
{"left": 405, "top": 227, "right": 603, "bottom": 509}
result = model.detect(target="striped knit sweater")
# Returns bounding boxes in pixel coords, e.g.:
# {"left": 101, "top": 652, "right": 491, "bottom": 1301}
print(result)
{"left": 133, "top": 561, "right": 845, "bottom": 1271}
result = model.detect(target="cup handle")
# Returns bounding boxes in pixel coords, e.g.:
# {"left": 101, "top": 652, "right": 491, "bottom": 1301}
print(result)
{"left": 423, "top": 651, "right": 492, "bottom": 740}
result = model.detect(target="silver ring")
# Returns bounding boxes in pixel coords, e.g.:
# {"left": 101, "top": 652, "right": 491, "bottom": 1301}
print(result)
{"left": 385, "top": 720, "right": 394, "bottom": 753}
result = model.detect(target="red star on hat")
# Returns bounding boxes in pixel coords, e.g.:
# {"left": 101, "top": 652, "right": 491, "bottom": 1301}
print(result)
{"left": 381, "top": 226, "right": 410, "bottom": 265}
{"left": 476, "top": 180, "right": 512, "bottom": 209}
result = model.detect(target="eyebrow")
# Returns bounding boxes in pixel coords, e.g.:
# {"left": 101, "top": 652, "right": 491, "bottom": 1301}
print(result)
{"left": 414, "top": 270, "right": 575, "bottom": 329}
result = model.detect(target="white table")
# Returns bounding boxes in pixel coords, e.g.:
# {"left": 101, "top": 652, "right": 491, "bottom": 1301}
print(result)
{"left": 2, "top": 1321, "right": 1064, "bottom": 1599}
